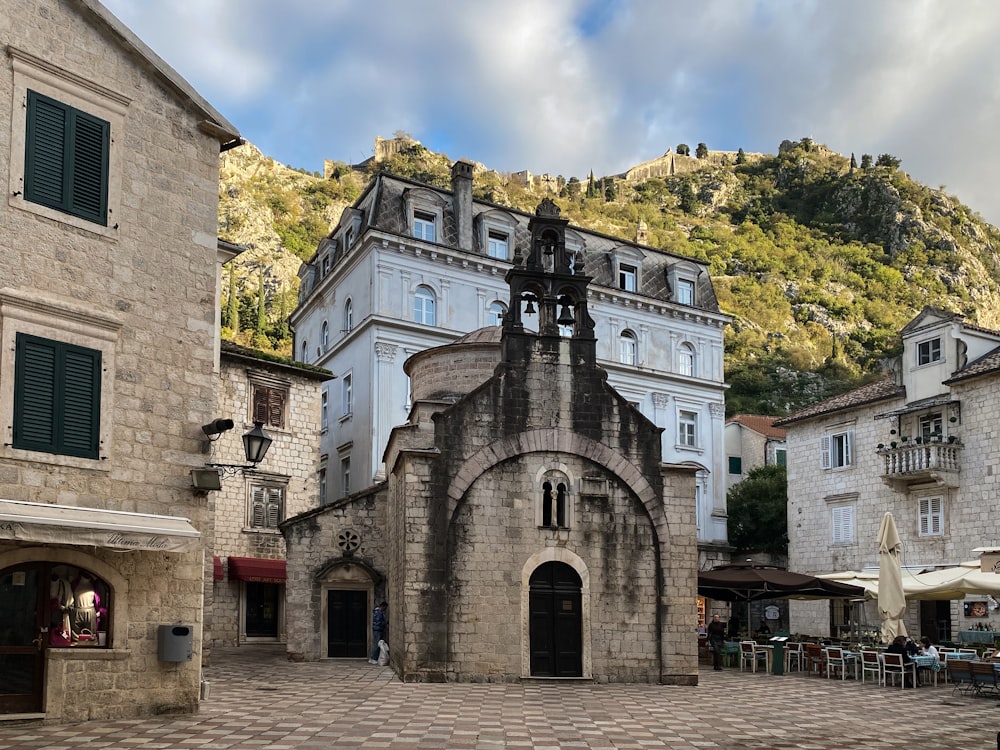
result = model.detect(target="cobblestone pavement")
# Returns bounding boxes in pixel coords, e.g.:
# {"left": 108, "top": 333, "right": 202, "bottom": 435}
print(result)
{"left": 0, "top": 647, "right": 998, "bottom": 749}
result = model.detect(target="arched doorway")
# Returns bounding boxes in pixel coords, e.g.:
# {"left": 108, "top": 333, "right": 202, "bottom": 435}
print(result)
{"left": 529, "top": 561, "right": 582, "bottom": 677}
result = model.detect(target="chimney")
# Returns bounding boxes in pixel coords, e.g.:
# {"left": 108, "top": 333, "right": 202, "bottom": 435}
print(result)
{"left": 451, "top": 160, "right": 474, "bottom": 250}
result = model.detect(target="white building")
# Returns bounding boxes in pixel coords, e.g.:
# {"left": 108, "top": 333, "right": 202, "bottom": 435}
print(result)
{"left": 778, "top": 307, "right": 1000, "bottom": 641}
{"left": 290, "top": 162, "right": 732, "bottom": 560}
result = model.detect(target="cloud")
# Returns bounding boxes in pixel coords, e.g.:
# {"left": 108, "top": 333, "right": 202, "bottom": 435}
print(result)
{"left": 101, "top": 0, "right": 1000, "bottom": 224}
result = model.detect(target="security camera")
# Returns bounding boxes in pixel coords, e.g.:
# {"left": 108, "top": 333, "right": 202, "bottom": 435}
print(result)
{"left": 202, "top": 418, "right": 235, "bottom": 437}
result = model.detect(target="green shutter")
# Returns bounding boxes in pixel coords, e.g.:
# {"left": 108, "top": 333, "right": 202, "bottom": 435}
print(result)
{"left": 24, "top": 90, "right": 109, "bottom": 225}
{"left": 728, "top": 456, "right": 742, "bottom": 474}
{"left": 13, "top": 333, "right": 101, "bottom": 459}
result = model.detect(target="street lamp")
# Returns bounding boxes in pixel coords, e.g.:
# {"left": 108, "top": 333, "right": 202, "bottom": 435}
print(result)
{"left": 192, "top": 420, "right": 274, "bottom": 490}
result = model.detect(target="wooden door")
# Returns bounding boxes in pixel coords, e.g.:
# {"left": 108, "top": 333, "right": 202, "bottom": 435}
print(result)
{"left": 0, "top": 565, "right": 46, "bottom": 713}
{"left": 529, "top": 562, "right": 582, "bottom": 677}
{"left": 327, "top": 590, "right": 368, "bottom": 657}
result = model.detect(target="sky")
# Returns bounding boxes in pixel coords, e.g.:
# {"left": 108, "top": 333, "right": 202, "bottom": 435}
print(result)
{"left": 102, "top": 0, "right": 1000, "bottom": 226}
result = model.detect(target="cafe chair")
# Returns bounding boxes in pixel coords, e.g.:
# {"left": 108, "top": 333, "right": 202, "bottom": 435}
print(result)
{"left": 882, "top": 652, "right": 916, "bottom": 689}
{"left": 825, "top": 646, "right": 858, "bottom": 680}
{"left": 803, "top": 643, "right": 827, "bottom": 677}
{"left": 784, "top": 642, "right": 803, "bottom": 673}
{"left": 969, "top": 661, "right": 1000, "bottom": 696}
{"left": 937, "top": 650, "right": 949, "bottom": 684}
{"left": 860, "top": 649, "right": 882, "bottom": 686}
{"left": 740, "top": 640, "right": 768, "bottom": 673}
{"left": 946, "top": 659, "right": 973, "bottom": 696}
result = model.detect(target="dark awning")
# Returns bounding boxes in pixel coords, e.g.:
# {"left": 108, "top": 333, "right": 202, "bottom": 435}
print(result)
{"left": 227, "top": 556, "right": 285, "bottom": 583}
{"left": 213, "top": 555, "right": 224, "bottom": 581}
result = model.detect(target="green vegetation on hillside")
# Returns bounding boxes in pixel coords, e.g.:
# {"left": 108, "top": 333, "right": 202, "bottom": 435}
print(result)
{"left": 218, "top": 138, "right": 1000, "bottom": 414}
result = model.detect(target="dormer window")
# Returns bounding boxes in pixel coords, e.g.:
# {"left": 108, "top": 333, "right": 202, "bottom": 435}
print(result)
{"left": 667, "top": 261, "right": 701, "bottom": 307}
{"left": 487, "top": 230, "right": 509, "bottom": 260}
{"left": 619, "top": 264, "right": 637, "bottom": 292}
{"left": 413, "top": 210, "right": 436, "bottom": 242}
{"left": 609, "top": 245, "right": 644, "bottom": 295}
{"left": 321, "top": 254, "right": 331, "bottom": 276}
{"left": 677, "top": 279, "right": 695, "bottom": 305}
{"left": 917, "top": 338, "right": 941, "bottom": 366}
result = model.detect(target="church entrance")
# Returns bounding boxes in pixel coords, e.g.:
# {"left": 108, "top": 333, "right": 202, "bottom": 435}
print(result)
{"left": 529, "top": 562, "right": 582, "bottom": 677}
{"left": 327, "top": 589, "right": 368, "bottom": 657}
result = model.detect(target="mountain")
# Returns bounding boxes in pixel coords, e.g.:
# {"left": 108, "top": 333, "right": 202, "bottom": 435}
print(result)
{"left": 218, "top": 137, "right": 1000, "bottom": 414}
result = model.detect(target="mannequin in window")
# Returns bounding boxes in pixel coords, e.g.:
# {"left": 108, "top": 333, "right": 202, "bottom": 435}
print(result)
{"left": 71, "top": 573, "right": 100, "bottom": 640}
{"left": 49, "top": 573, "right": 74, "bottom": 645}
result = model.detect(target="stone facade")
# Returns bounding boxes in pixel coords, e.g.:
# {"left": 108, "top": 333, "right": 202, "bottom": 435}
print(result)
{"left": 207, "top": 342, "right": 328, "bottom": 648}
{"left": 780, "top": 308, "right": 1000, "bottom": 640}
{"left": 724, "top": 415, "right": 787, "bottom": 491}
{"left": 283, "top": 202, "right": 699, "bottom": 685}
{"left": 0, "top": 0, "right": 238, "bottom": 724}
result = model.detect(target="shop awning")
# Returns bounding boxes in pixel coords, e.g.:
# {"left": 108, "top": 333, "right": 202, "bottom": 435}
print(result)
{"left": 228, "top": 556, "right": 285, "bottom": 583}
{"left": 213, "top": 555, "right": 224, "bottom": 581}
{"left": 0, "top": 498, "right": 200, "bottom": 552}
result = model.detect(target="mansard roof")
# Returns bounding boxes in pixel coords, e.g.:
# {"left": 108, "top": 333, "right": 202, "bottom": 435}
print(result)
{"left": 773, "top": 376, "right": 905, "bottom": 427}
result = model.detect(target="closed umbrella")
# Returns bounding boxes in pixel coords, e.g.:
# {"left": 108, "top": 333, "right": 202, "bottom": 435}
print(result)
{"left": 877, "top": 512, "right": 907, "bottom": 642}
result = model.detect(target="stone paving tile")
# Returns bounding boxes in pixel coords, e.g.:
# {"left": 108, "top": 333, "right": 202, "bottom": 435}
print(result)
{"left": 0, "top": 649, "right": 998, "bottom": 748}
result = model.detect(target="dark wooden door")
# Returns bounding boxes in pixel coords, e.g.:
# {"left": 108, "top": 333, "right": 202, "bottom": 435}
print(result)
{"left": 327, "top": 590, "right": 368, "bottom": 657}
{"left": 0, "top": 565, "right": 45, "bottom": 713}
{"left": 529, "top": 562, "right": 582, "bottom": 677}
{"left": 245, "top": 582, "right": 280, "bottom": 638}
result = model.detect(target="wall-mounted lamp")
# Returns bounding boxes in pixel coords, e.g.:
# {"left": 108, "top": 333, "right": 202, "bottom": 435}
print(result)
{"left": 193, "top": 420, "right": 274, "bottom": 490}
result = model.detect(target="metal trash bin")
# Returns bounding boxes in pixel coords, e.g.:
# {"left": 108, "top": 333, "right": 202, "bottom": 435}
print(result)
{"left": 157, "top": 624, "right": 193, "bottom": 662}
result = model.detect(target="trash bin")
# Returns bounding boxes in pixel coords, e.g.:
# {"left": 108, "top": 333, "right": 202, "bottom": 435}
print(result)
{"left": 770, "top": 637, "right": 785, "bottom": 675}
{"left": 157, "top": 624, "right": 193, "bottom": 662}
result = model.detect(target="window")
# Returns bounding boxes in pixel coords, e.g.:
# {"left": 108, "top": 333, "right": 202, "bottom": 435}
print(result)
{"left": 917, "top": 338, "right": 942, "bottom": 366}
{"left": 43, "top": 564, "right": 111, "bottom": 648}
{"left": 920, "top": 413, "right": 942, "bottom": 439}
{"left": 918, "top": 497, "right": 943, "bottom": 536}
{"left": 341, "top": 456, "right": 351, "bottom": 497}
{"left": 252, "top": 382, "right": 287, "bottom": 430}
{"left": 619, "top": 263, "right": 637, "bottom": 292}
{"left": 678, "top": 343, "right": 695, "bottom": 377}
{"left": 775, "top": 448, "right": 787, "bottom": 467}
{"left": 300, "top": 340, "right": 308, "bottom": 362}
{"left": 488, "top": 301, "right": 506, "bottom": 326}
{"left": 677, "top": 279, "right": 695, "bottom": 306}
{"left": 413, "top": 210, "right": 436, "bottom": 242}
{"left": 414, "top": 286, "right": 436, "bottom": 325}
{"left": 249, "top": 484, "right": 284, "bottom": 530}
{"left": 321, "top": 254, "right": 331, "bottom": 276}
{"left": 321, "top": 390, "right": 329, "bottom": 431}
{"left": 13, "top": 333, "right": 101, "bottom": 459}
{"left": 487, "top": 230, "right": 509, "bottom": 260}
{"left": 24, "top": 90, "right": 109, "bottom": 225}
{"left": 541, "top": 480, "right": 568, "bottom": 528}
{"left": 821, "top": 431, "right": 853, "bottom": 469}
{"left": 678, "top": 410, "right": 698, "bottom": 447}
{"left": 728, "top": 456, "right": 742, "bottom": 475}
{"left": 619, "top": 330, "right": 637, "bottom": 365}
{"left": 342, "top": 373, "right": 353, "bottom": 416}
{"left": 321, "top": 321, "right": 329, "bottom": 351}
{"left": 318, "top": 468, "right": 327, "bottom": 505}
{"left": 831, "top": 504, "right": 855, "bottom": 544}
{"left": 344, "top": 299, "right": 353, "bottom": 332}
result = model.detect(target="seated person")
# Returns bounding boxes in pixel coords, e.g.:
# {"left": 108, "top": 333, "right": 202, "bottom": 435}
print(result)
{"left": 886, "top": 635, "right": 916, "bottom": 687}
{"left": 919, "top": 636, "right": 938, "bottom": 659}
{"left": 756, "top": 619, "right": 771, "bottom": 636}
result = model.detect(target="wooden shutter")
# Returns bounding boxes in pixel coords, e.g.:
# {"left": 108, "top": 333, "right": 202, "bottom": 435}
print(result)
{"left": 13, "top": 333, "right": 100, "bottom": 458}
{"left": 252, "top": 386, "right": 286, "bottom": 429}
{"left": 250, "top": 485, "right": 283, "bottom": 529}
{"left": 24, "top": 90, "right": 109, "bottom": 225}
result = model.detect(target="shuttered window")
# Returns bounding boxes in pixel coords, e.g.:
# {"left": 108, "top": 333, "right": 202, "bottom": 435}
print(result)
{"left": 252, "top": 385, "right": 286, "bottom": 429}
{"left": 918, "top": 497, "right": 944, "bottom": 536}
{"left": 24, "top": 90, "right": 110, "bottom": 225}
{"left": 250, "top": 485, "right": 284, "bottom": 530}
{"left": 831, "top": 504, "right": 855, "bottom": 544}
{"left": 13, "top": 333, "right": 101, "bottom": 459}
{"left": 821, "top": 431, "right": 853, "bottom": 469}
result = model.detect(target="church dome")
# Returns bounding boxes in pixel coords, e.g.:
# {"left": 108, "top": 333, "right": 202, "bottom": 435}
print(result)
{"left": 405, "top": 326, "right": 502, "bottom": 401}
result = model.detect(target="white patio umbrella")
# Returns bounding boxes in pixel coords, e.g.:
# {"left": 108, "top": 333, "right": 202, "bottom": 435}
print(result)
{"left": 877, "top": 512, "right": 907, "bottom": 642}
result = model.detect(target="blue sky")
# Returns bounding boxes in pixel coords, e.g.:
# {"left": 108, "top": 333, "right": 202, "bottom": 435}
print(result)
{"left": 103, "top": 0, "right": 1000, "bottom": 225}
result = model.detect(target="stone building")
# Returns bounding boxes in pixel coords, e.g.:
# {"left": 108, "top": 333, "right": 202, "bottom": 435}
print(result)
{"left": 0, "top": 0, "right": 239, "bottom": 723}
{"left": 205, "top": 342, "right": 329, "bottom": 648}
{"left": 778, "top": 307, "right": 1000, "bottom": 640}
{"left": 282, "top": 200, "right": 700, "bottom": 684}
{"left": 724, "top": 415, "right": 787, "bottom": 491}
{"left": 290, "top": 160, "right": 732, "bottom": 574}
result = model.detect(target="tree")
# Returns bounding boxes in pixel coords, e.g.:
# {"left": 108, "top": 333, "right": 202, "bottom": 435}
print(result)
{"left": 678, "top": 179, "right": 698, "bottom": 214}
{"left": 223, "top": 264, "right": 239, "bottom": 331}
{"left": 876, "top": 153, "right": 902, "bottom": 169}
{"left": 586, "top": 170, "right": 597, "bottom": 199}
{"left": 860, "top": 153, "right": 873, "bottom": 170}
{"left": 736, "top": 147, "right": 746, "bottom": 165}
{"left": 695, "top": 142, "right": 709, "bottom": 159}
{"left": 849, "top": 152, "right": 857, "bottom": 172}
{"left": 566, "top": 176, "right": 581, "bottom": 200}
{"left": 676, "top": 143, "right": 690, "bottom": 156}
{"left": 727, "top": 465, "right": 788, "bottom": 553}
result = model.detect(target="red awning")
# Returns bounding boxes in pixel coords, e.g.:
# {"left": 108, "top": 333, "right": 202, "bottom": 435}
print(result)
{"left": 227, "top": 556, "right": 286, "bottom": 583}
{"left": 213, "top": 555, "right": 224, "bottom": 581}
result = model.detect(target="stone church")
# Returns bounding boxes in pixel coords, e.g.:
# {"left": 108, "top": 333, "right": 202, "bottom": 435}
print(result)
{"left": 282, "top": 200, "right": 699, "bottom": 684}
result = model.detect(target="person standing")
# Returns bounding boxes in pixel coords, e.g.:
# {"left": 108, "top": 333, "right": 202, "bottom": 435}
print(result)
{"left": 369, "top": 601, "right": 388, "bottom": 665}
{"left": 706, "top": 614, "right": 726, "bottom": 671}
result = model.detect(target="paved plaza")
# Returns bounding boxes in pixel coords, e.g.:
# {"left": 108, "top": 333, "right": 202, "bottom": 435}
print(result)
{"left": 0, "top": 646, "right": 998, "bottom": 749}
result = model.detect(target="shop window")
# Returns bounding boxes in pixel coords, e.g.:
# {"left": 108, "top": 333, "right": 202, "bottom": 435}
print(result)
{"left": 46, "top": 564, "right": 110, "bottom": 647}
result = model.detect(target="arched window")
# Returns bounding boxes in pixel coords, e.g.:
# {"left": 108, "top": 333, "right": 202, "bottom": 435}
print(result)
{"left": 300, "top": 340, "right": 308, "bottom": 362}
{"left": 619, "top": 330, "right": 637, "bottom": 365}
{"left": 540, "top": 473, "right": 570, "bottom": 529}
{"left": 488, "top": 301, "right": 506, "bottom": 327}
{"left": 344, "top": 298, "right": 353, "bottom": 332}
{"left": 321, "top": 321, "right": 329, "bottom": 351}
{"left": 414, "top": 286, "right": 436, "bottom": 325}
{"left": 678, "top": 342, "right": 695, "bottom": 377}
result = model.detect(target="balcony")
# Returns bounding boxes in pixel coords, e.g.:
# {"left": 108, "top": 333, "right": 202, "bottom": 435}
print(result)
{"left": 877, "top": 440, "right": 961, "bottom": 489}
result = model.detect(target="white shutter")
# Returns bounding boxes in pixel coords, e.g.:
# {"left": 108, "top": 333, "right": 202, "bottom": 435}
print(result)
{"left": 844, "top": 430, "right": 854, "bottom": 466}
{"left": 832, "top": 505, "right": 854, "bottom": 543}
{"left": 820, "top": 435, "right": 831, "bottom": 468}
{"left": 919, "top": 497, "right": 943, "bottom": 536}
{"left": 918, "top": 498, "right": 930, "bottom": 535}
